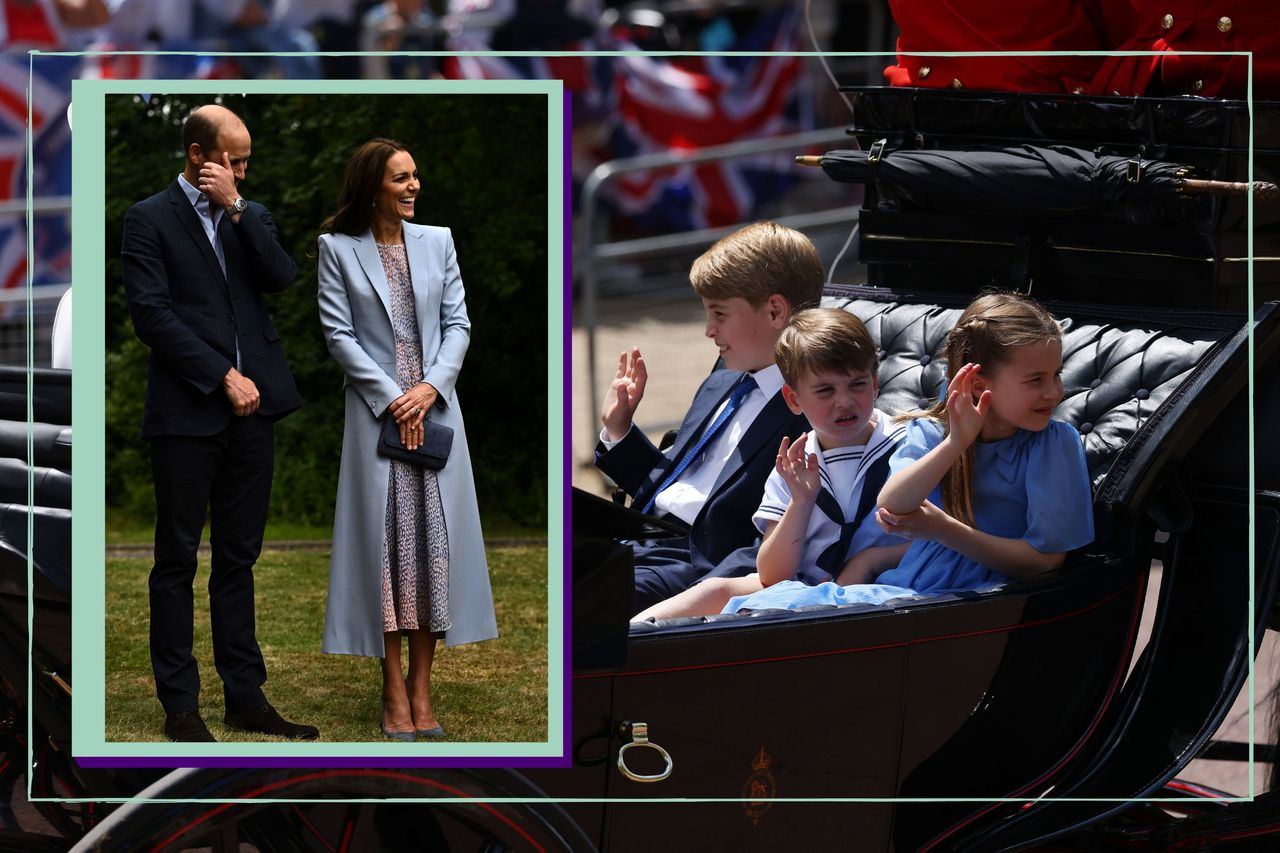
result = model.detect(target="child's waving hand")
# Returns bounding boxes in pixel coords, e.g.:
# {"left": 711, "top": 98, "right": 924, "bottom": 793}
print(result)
{"left": 946, "top": 362, "right": 992, "bottom": 448}
{"left": 777, "top": 433, "right": 821, "bottom": 505}
{"left": 601, "top": 347, "right": 648, "bottom": 441}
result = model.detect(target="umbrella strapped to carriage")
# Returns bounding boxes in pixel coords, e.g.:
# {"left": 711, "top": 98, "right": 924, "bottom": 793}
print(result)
{"left": 797, "top": 143, "right": 1279, "bottom": 213}
{"left": 800, "top": 89, "right": 1280, "bottom": 310}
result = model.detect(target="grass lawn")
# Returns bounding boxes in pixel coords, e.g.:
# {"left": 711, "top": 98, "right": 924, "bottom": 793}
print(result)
{"left": 105, "top": 546, "right": 548, "bottom": 744}
{"left": 105, "top": 509, "right": 546, "bottom": 545}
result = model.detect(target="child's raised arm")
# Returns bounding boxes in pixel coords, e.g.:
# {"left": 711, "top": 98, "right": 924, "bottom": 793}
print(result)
{"left": 600, "top": 347, "right": 647, "bottom": 442}
{"left": 756, "top": 434, "right": 821, "bottom": 587}
{"left": 878, "top": 363, "right": 990, "bottom": 513}
{"left": 877, "top": 418, "right": 1093, "bottom": 581}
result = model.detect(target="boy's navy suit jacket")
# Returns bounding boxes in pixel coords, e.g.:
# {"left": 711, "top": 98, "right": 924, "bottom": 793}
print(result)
{"left": 595, "top": 367, "right": 808, "bottom": 575}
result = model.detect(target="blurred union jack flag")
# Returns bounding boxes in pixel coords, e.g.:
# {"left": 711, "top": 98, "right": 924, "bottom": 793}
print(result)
{"left": 0, "top": 52, "right": 74, "bottom": 307}
{"left": 606, "top": 7, "right": 806, "bottom": 231}
{"left": 2, "top": 36, "right": 231, "bottom": 321}
{"left": 444, "top": 5, "right": 808, "bottom": 233}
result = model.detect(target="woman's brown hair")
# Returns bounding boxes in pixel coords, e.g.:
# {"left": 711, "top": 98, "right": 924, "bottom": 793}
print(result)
{"left": 898, "top": 291, "right": 1062, "bottom": 526}
{"left": 319, "top": 138, "right": 411, "bottom": 237}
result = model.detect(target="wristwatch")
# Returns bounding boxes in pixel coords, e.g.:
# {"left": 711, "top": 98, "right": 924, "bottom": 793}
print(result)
{"left": 229, "top": 197, "right": 249, "bottom": 216}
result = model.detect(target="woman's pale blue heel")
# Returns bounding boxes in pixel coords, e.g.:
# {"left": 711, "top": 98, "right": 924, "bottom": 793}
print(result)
{"left": 382, "top": 700, "right": 415, "bottom": 742}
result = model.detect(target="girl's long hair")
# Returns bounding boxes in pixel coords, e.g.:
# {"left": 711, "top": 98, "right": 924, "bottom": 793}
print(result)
{"left": 319, "top": 138, "right": 411, "bottom": 237}
{"left": 897, "top": 292, "right": 1062, "bottom": 526}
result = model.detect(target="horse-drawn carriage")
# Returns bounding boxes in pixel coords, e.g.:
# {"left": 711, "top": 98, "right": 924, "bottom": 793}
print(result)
{"left": 551, "top": 86, "right": 1280, "bottom": 851}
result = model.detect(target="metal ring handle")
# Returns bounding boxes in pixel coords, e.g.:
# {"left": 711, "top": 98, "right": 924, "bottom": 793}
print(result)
{"left": 616, "top": 722, "right": 673, "bottom": 783}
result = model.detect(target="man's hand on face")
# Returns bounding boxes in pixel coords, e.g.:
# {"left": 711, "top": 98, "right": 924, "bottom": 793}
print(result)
{"left": 223, "top": 367, "right": 261, "bottom": 416}
{"left": 198, "top": 152, "right": 240, "bottom": 213}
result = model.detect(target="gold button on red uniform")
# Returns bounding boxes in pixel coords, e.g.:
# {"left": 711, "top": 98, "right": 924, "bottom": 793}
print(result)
{"left": 1091, "top": 1, "right": 1280, "bottom": 99}
{"left": 882, "top": 0, "right": 1279, "bottom": 98}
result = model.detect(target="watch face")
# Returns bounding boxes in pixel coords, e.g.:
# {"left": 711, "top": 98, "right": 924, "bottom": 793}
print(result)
{"left": 233, "top": 198, "right": 248, "bottom": 214}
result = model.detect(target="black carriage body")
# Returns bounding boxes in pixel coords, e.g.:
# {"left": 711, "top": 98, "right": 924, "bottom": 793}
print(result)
{"left": 538, "top": 89, "right": 1280, "bottom": 852}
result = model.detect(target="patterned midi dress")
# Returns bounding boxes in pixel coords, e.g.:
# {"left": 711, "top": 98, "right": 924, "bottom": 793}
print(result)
{"left": 377, "top": 242, "right": 451, "bottom": 634}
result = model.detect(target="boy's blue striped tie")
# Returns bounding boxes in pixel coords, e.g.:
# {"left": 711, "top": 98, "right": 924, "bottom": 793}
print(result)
{"left": 641, "top": 374, "right": 758, "bottom": 515}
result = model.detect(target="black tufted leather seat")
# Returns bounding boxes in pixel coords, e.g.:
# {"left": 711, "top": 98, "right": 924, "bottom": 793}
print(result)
{"left": 828, "top": 287, "right": 1240, "bottom": 486}
{"left": 0, "top": 366, "right": 72, "bottom": 598}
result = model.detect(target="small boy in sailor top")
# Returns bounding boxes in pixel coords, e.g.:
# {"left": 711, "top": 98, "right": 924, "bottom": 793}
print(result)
{"left": 633, "top": 308, "right": 909, "bottom": 621}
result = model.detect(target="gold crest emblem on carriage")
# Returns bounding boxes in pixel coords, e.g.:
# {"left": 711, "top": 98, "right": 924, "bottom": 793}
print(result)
{"left": 743, "top": 747, "right": 776, "bottom": 826}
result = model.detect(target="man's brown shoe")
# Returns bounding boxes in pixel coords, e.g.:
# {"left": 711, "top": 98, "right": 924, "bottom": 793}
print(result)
{"left": 165, "top": 711, "right": 216, "bottom": 742}
{"left": 224, "top": 703, "right": 319, "bottom": 740}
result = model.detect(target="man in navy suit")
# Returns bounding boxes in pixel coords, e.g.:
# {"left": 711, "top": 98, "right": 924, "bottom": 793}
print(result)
{"left": 122, "top": 104, "right": 316, "bottom": 742}
{"left": 595, "top": 222, "right": 825, "bottom": 612}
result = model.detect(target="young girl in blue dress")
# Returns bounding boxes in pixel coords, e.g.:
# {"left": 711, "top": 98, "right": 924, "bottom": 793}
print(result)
{"left": 723, "top": 292, "right": 1095, "bottom": 613}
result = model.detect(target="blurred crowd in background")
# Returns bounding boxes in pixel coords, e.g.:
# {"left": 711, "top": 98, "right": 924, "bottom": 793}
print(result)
{"left": 5, "top": 0, "right": 882, "bottom": 366}
{"left": 6, "top": 0, "right": 1278, "bottom": 366}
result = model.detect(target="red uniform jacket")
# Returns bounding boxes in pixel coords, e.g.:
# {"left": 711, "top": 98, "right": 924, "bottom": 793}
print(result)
{"left": 882, "top": 0, "right": 1115, "bottom": 94}
{"left": 1091, "top": 1, "right": 1280, "bottom": 99}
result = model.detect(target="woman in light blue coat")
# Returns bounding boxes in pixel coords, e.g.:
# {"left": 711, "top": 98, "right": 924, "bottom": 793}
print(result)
{"left": 317, "top": 138, "right": 496, "bottom": 740}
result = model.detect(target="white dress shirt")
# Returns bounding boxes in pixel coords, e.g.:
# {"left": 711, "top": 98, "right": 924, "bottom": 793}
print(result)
{"left": 601, "top": 363, "right": 785, "bottom": 525}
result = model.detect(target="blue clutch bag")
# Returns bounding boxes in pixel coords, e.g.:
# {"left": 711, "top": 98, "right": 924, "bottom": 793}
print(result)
{"left": 377, "top": 414, "right": 453, "bottom": 470}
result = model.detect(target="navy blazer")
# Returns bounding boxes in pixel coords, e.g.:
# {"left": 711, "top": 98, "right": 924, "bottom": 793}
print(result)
{"left": 122, "top": 179, "right": 301, "bottom": 438}
{"left": 596, "top": 368, "right": 809, "bottom": 573}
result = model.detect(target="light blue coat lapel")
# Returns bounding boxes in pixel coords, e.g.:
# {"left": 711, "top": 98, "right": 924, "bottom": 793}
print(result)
{"left": 403, "top": 224, "right": 434, "bottom": 355}
{"left": 352, "top": 229, "right": 393, "bottom": 325}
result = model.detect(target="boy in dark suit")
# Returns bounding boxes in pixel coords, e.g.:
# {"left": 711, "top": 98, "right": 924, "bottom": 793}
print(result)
{"left": 595, "top": 221, "right": 825, "bottom": 611}
{"left": 121, "top": 104, "right": 315, "bottom": 742}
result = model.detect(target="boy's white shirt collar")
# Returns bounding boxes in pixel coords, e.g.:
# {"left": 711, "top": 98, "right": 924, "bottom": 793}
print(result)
{"left": 748, "top": 362, "right": 784, "bottom": 399}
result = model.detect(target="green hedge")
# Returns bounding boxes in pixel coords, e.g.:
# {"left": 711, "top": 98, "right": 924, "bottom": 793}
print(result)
{"left": 104, "top": 92, "right": 551, "bottom": 532}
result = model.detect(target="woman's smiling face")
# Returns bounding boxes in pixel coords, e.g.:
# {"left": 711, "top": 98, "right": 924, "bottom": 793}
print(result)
{"left": 373, "top": 150, "right": 419, "bottom": 228}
